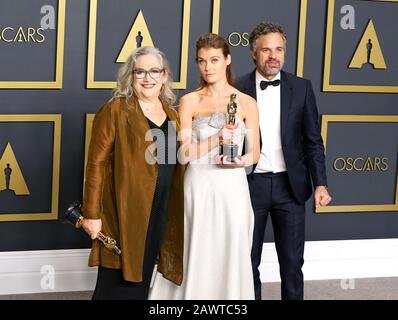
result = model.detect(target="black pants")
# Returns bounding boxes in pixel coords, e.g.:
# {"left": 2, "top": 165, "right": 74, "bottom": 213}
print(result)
{"left": 92, "top": 193, "right": 169, "bottom": 300}
{"left": 248, "top": 172, "right": 305, "bottom": 300}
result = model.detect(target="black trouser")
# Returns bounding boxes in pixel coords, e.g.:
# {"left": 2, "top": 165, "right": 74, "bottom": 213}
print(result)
{"left": 248, "top": 172, "right": 305, "bottom": 300}
{"left": 92, "top": 197, "right": 169, "bottom": 300}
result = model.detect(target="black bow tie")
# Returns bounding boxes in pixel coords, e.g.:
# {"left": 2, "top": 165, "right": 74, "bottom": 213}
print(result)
{"left": 260, "top": 79, "right": 280, "bottom": 90}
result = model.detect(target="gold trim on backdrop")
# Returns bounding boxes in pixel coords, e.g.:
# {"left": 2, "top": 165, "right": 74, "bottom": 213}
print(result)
{"left": 212, "top": 0, "right": 221, "bottom": 34}
{"left": 179, "top": 0, "right": 191, "bottom": 89}
{"left": 296, "top": 0, "right": 308, "bottom": 77}
{"left": 317, "top": 115, "right": 398, "bottom": 213}
{"left": 323, "top": 0, "right": 398, "bottom": 93}
{"left": 0, "top": 0, "right": 65, "bottom": 89}
{"left": 0, "top": 115, "right": 61, "bottom": 221}
{"left": 86, "top": 0, "right": 191, "bottom": 89}
{"left": 83, "top": 114, "right": 95, "bottom": 191}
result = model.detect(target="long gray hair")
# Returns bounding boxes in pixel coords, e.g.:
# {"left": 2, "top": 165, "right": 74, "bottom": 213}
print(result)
{"left": 111, "top": 46, "right": 176, "bottom": 105}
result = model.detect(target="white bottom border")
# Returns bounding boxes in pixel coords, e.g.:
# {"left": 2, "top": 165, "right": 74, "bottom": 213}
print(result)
{"left": 1, "top": 239, "right": 397, "bottom": 295}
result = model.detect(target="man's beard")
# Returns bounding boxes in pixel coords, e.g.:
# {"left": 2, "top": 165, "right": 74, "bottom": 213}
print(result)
{"left": 259, "top": 60, "right": 282, "bottom": 78}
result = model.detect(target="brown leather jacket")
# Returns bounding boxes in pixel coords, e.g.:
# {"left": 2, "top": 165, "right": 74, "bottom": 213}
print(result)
{"left": 82, "top": 97, "right": 184, "bottom": 285}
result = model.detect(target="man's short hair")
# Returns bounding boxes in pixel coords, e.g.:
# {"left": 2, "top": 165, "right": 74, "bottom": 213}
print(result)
{"left": 249, "top": 22, "right": 287, "bottom": 51}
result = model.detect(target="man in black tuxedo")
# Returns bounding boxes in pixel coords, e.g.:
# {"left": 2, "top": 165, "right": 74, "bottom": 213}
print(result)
{"left": 236, "top": 22, "right": 332, "bottom": 300}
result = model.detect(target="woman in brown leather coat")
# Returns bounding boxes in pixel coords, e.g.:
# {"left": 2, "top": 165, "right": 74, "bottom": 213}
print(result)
{"left": 81, "top": 46, "right": 184, "bottom": 299}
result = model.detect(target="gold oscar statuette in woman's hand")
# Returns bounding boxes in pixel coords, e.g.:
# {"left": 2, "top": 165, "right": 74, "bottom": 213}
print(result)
{"left": 61, "top": 201, "right": 121, "bottom": 255}
{"left": 220, "top": 93, "right": 239, "bottom": 162}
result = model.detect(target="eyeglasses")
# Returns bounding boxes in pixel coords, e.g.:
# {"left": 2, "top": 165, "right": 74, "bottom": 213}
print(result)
{"left": 133, "top": 68, "right": 164, "bottom": 79}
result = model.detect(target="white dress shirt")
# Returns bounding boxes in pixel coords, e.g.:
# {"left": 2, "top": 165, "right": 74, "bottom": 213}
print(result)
{"left": 254, "top": 71, "right": 287, "bottom": 173}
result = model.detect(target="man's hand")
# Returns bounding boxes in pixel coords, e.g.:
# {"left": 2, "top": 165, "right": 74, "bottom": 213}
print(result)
{"left": 314, "top": 186, "right": 332, "bottom": 208}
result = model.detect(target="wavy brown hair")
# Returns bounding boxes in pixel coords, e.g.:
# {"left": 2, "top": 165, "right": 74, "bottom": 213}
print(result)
{"left": 195, "top": 33, "right": 234, "bottom": 89}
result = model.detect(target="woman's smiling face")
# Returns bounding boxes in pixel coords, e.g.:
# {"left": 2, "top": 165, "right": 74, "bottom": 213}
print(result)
{"left": 132, "top": 53, "right": 168, "bottom": 100}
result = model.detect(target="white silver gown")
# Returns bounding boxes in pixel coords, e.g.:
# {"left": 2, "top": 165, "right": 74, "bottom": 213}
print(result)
{"left": 149, "top": 112, "right": 254, "bottom": 300}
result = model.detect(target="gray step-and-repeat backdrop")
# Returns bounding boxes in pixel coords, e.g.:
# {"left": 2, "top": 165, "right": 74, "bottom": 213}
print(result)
{"left": 0, "top": 0, "right": 397, "bottom": 251}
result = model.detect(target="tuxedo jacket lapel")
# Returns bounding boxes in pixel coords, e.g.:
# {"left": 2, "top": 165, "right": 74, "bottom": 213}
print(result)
{"left": 243, "top": 70, "right": 257, "bottom": 100}
{"left": 246, "top": 71, "right": 263, "bottom": 149}
{"left": 280, "top": 71, "right": 293, "bottom": 142}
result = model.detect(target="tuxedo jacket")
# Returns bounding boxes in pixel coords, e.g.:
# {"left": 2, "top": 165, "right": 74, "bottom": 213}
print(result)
{"left": 235, "top": 70, "right": 327, "bottom": 204}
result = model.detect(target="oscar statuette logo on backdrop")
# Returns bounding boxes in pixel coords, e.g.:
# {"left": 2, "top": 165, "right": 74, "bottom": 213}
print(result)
{"left": 86, "top": 0, "right": 191, "bottom": 89}
{"left": 0, "top": 143, "right": 30, "bottom": 197}
{"left": 324, "top": 0, "right": 398, "bottom": 92}
{"left": 0, "top": 115, "right": 61, "bottom": 222}
{"left": 0, "top": 0, "right": 66, "bottom": 89}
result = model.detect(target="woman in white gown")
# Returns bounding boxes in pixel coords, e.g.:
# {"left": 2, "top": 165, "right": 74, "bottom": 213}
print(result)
{"left": 149, "top": 33, "right": 260, "bottom": 300}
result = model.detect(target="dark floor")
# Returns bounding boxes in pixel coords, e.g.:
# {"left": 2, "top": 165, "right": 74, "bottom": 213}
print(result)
{"left": 1, "top": 278, "right": 398, "bottom": 300}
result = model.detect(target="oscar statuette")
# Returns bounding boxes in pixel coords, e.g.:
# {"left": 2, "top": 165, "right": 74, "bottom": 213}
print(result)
{"left": 61, "top": 201, "right": 121, "bottom": 255}
{"left": 220, "top": 93, "right": 239, "bottom": 162}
